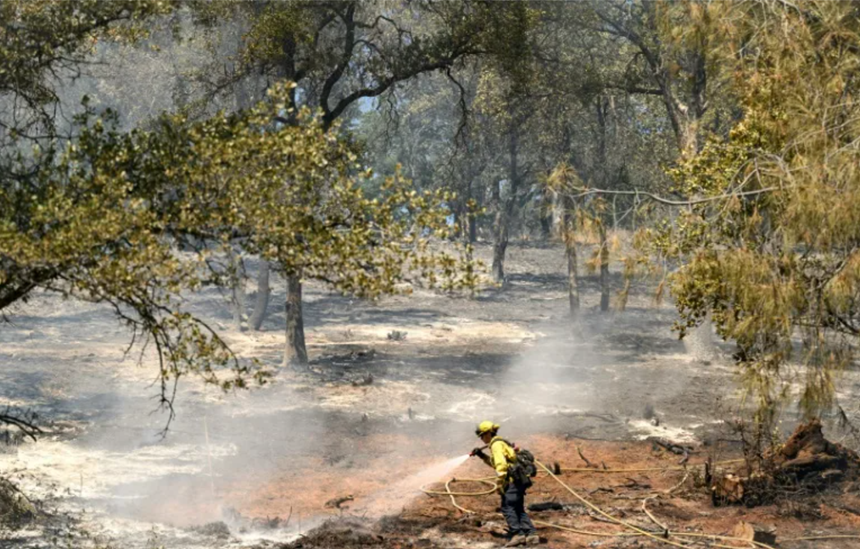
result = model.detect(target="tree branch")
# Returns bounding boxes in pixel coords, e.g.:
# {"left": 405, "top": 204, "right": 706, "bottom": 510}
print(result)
{"left": 567, "top": 186, "right": 778, "bottom": 206}
{"left": 320, "top": 3, "right": 357, "bottom": 119}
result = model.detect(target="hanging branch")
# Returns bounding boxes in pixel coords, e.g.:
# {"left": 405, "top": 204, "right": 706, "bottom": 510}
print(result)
{"left": 0, "top": 408, "right": 42, "bottom": 442}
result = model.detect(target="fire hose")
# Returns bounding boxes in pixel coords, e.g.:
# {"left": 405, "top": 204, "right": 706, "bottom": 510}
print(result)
{"left": 420, "top": 458, "right": 860, "bottom": 548}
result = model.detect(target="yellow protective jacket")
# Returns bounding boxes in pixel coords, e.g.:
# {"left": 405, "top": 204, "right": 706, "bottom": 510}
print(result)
{"left": 480, "top": 436, "right": 517, "bottom": 488}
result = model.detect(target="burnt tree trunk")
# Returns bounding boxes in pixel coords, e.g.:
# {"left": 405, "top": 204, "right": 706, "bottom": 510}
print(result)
{"left": 539, "top": 187, "right": 553, "bottom": 240}
{"left": 564, "top": 210, "right": 579, "bottom": 316}
{"left": 491, "top": 125, "right": 521, "bottom": 283}
{"left": 593, "top": 96, "right": 611, "bottom": 312}
{"left": 490, "top": 173, "right": 505, "bottom": 281}
{"left": 491, "top": 208, "right": 509, "bottom": 282}
{"left": 283, "top": 271, "right": 308, "bottom": 367}
{"left": 249, "top": 261, "right": 270, "bottom": 331}
{"left": 468, "top": 213, "right": 478, "bottom": 244}
{"left": 599, "top": 222, "right": 610, "bottom": 312}
{"left": 539, "top": 214, "right": 552, "bottom": 240}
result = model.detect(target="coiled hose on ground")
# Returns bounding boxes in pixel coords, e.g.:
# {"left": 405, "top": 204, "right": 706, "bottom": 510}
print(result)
{"left": 420, "top": 458, "right": 860, "bottom": 548}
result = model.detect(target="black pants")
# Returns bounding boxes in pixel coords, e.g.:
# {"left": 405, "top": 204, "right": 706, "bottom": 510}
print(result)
{"left": 500, "top": 482, "right": 536, "bottom": 536}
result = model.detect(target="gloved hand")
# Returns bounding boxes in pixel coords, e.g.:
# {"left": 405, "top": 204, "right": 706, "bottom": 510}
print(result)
{"left": 470, "top": 447, "right": 487, "bottom": 458}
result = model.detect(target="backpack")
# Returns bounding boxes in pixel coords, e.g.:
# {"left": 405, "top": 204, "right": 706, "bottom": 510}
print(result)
{"left": 503, "top": 440, "right": 538, "bottom": 488}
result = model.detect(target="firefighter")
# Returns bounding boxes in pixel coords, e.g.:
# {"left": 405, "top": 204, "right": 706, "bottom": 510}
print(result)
{"left": 471, "top": 421, "right": 538, "bottom": 547}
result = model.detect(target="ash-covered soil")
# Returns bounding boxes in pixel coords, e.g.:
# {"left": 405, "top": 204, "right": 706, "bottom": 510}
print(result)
{"left": 1, "top": 242, "right": 859, "bottom": 548}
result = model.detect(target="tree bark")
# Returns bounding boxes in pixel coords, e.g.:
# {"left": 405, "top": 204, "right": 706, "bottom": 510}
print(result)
{"left": 539, "top": 186, "right": 553, "bottom": 240}
{"left": 490, "top": 172, "right": 505, "bottom": 281}
{"left": 491, "top": 124, "right": 521, "bottom": 283}
{"left": 491, "top": 213, "right": 509, "bottom": 282}
{"left": 563, "top": 210, "right": 579, "bottom": 316}
{"left": 595, "top": 96, "right": 611, "bottom": 312}
{"left": 231, "top": 279, "right": 246, "bottom": 329}
{"left": 468, "top": 213, "right": 478, "bottom": 244}
{"left": 228, "top": 248, "right": 246, "bottom": 330}
{"left": 249, "top": 260, "right": 270, "bottom": 331}
{"left": 540, "top": 213, "right": 552, "bottom": 240}
{"left": 599, "top": 222, "right": 610, "bottom": 312}
{"left": 283, "top": 272, "right": 308, "bottom": 367}
{"left": 466, "top": 171, "right": 478, "bottom": 243}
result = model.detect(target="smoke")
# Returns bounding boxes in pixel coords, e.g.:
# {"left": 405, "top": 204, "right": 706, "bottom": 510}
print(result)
{"left": 488, "top": 309, "right": 699, "bottom": 444}
{"left": 1, "top": 251, "right": 716, "bottom": 548}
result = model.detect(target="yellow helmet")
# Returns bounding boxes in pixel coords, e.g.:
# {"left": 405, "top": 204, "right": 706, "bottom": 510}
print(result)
{"left": 475, "top": 420, "right": 500, "bottom": 436}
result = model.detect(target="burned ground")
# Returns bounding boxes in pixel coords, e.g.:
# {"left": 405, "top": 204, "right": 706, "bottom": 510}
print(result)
{"left": 1, "top": 242, "right": 859, "bottom": 548}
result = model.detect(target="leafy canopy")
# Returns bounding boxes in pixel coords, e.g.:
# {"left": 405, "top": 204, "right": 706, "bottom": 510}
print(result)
{"left": 653, "top": 1, "right": 860, "bottom": 423}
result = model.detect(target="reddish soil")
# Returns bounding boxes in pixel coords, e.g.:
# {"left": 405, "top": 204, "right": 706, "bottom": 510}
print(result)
{"left": 220, "top": 432, "right": 450, "bottom": 523}
{"left": 395, "top": 436, "right": 860, "bottom": 548}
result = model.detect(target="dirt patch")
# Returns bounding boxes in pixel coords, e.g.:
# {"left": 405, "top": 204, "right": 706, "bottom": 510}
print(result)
{"left": 406, "top": 436, "right": 860, "bottom": 548}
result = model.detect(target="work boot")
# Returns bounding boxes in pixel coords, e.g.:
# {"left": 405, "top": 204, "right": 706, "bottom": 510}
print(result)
{"left": 526, "top": 533, "right": 540, "bottom": 545}
{"left": 504, "top": 534, "right": 527, "bottom": 547}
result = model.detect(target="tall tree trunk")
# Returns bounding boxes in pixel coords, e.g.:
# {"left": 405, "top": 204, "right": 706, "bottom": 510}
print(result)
{"left": 539, "top": 185, "right": 553, "bottom": 240}
{"left": 599, "top": 222, "right": 610, "bottom": 312}
{"left": 468, "top": 214, "right": 478, "bottom": 244}
{"left": 539, "top": 213, "right": 552, "bottom": 240}
{"left": 657, "top": 52, "right": 706, "bottom": 160}
{"left": 563, "top": 209, "right": 579, "bottom": 316}
{"left": 222, "top": 72, "right": 258, "bottom": 329}
{"left": 490, "top": 172, "right": 505, "bottom": 281}
{"left": 467, "top": 175, "right": 478, "bottom": 243}
{"left": 676, "top": 120, "right": 699, "bottom": 159}
{"left": 594, "top": 96, "right": 611, "bottom": 312}
{"left": 249, "top": 260, "right": 270, "bottom": 331}
{"left": 491, "top": 125, "right": 521, "bottom": 283}
{"left": 491, "top": 209, "right": 509, "bottom": 282}
{"left": 283, "top": 272, "right": 308, "bottom": 367}
{"left": 231, "top": 278, "right": 246, "bottom": 329}
{"left": 228, "top": 248, "right": 246, "bottom": 330}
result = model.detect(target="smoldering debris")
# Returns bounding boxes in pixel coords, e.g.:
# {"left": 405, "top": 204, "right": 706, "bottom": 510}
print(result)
{"left": 189, "top": 520, "right": 231, "bottom": 539}
{"left": 221, "top": 505, "right": 294, "bottom": 532}
{"left": 281, "top": 516, "right": 474, "bottom": 549}
{"left": 711, "top": 419, "right": 860, "bottom": 507}
{"left": 281, "top": 518, "right": 384, "bottom": 549}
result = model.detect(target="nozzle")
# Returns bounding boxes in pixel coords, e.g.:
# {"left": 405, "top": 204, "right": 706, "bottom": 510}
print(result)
{"left": 470, "top": 444, "right": 488, "bottom": 457}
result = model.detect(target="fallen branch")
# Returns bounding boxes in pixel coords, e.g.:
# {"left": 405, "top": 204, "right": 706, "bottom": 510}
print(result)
{"left": 648, "top": 437, "right": 693, "bottom": 464}
{"left": 0, "top": 409, "right": 42, "bottom": 442}
{"left": 559, "top": 411, "right": 620, "bottom": 423}
{"left": 576, "top": 446, "right": 596, "bottom": 469}
{"left": 624, "top": 478, "right": 651, "bottom": 490}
